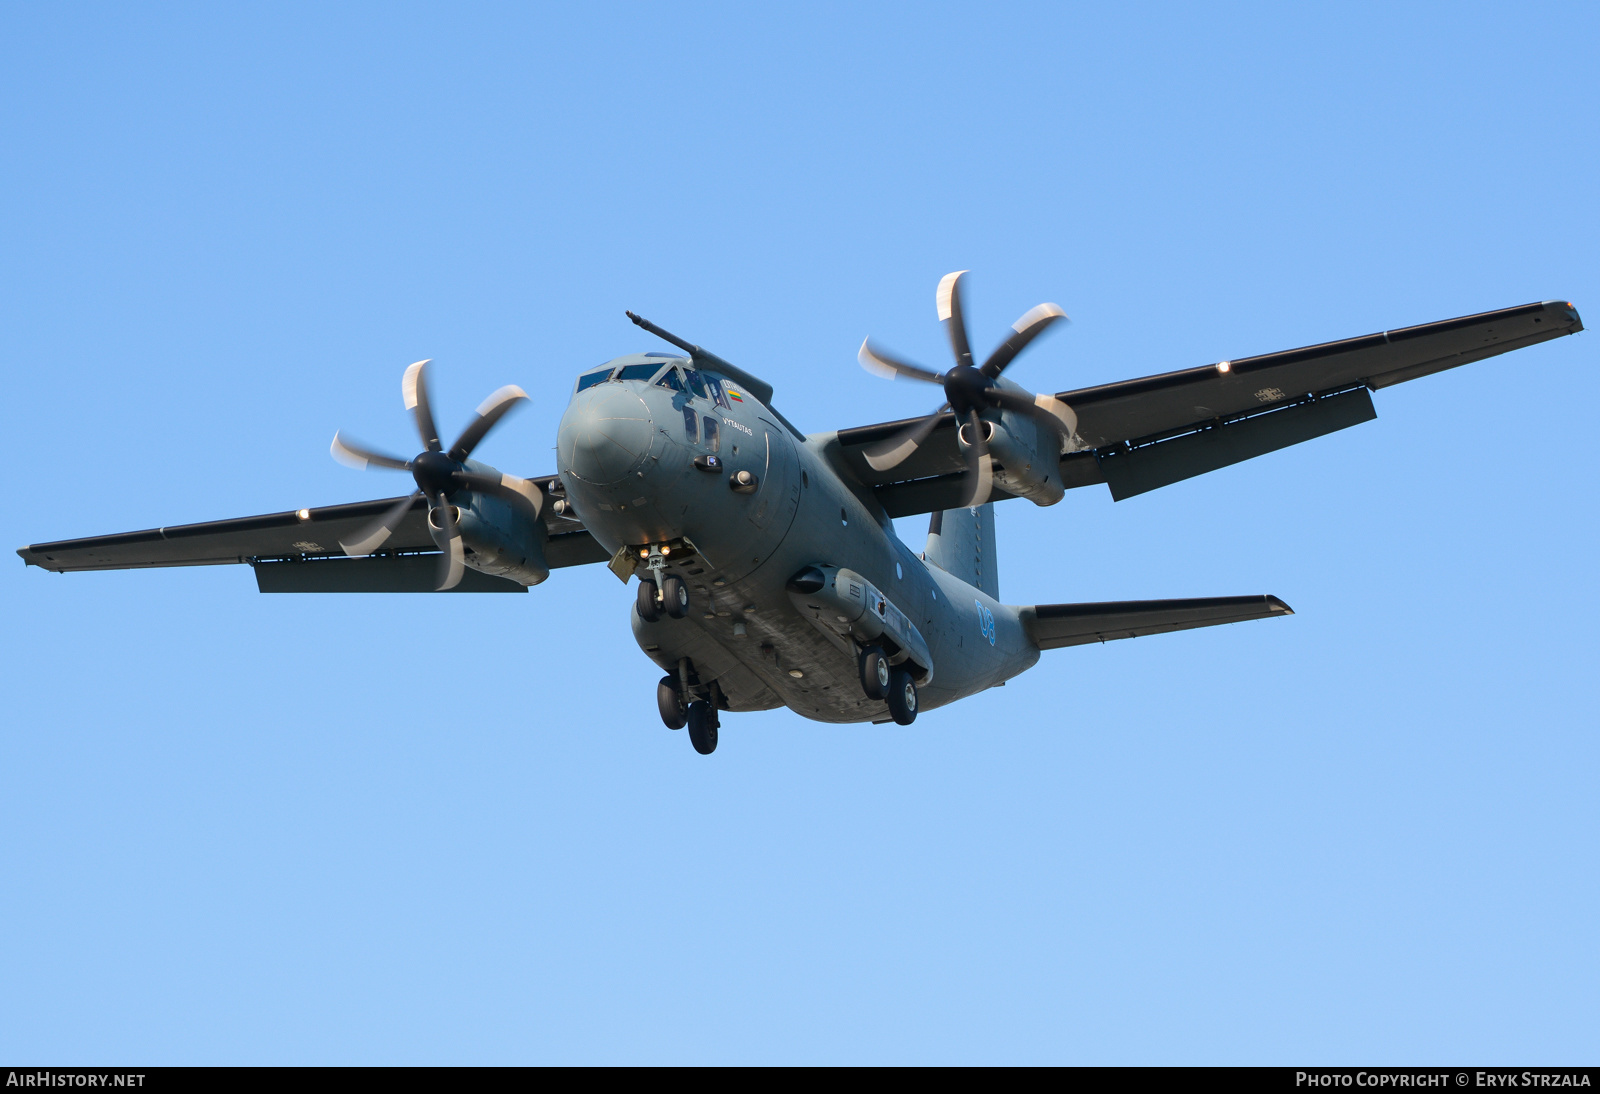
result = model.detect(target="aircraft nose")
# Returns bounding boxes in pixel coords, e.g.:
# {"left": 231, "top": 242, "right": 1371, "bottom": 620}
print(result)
{"left": 558, "top": 384, "right": 655, "bottom": 486}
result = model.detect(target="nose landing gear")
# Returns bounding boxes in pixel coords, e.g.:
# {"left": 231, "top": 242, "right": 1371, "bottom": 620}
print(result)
{"left": 636, "top": 574, "right": 690, "bottom": 621}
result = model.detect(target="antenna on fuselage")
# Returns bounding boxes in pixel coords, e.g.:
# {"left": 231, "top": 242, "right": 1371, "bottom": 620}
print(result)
{"left": 625, "top": 311, "right": 703, "bottom": 358}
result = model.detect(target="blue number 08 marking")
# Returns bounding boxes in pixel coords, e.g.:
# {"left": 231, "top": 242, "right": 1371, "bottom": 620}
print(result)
{"left": 975, "top": 600, "right": 996, "bottom": 646}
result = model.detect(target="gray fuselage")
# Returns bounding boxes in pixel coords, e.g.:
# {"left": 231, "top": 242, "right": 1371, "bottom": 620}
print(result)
{"left": 555, "top": 354, "right": 1037, "bottom": 723}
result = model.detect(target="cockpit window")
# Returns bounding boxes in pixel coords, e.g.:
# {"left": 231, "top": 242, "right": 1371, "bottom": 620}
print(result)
{"left": 702, "top": 416, "right": 719, "bottom": 453}
{"left": 655, "top": 368, "right": 684, "bottom": 391}
{"left": 575, "top": 368, "right": 612, "bottom": 393}
{"left": 682, "top": 405, "right": 698, "bottom": 442}
{"left": 616, "top": 363, "right": 661, "bottom": 383}
{"left": 707, "top": 376, "right": 730, "bottom": 409}
{"left": 684, "top": 369, "right": 710, "bottom": 400}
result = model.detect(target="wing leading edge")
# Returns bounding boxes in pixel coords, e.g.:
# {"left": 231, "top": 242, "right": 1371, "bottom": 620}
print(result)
{"left": 830, "top": 299, "right": 1582, "bottom": 515}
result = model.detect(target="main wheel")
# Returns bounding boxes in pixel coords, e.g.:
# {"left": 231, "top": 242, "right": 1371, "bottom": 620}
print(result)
{"left": 686, "top": 700, "right": 719, "bottom": 754}
{"left": 657, "top": 676, "right": 686, "bottom": 729}
{"left": 636, "top": 577, "right": 661, "bottom": 622}
{"left": 860, "top": 647, "right": 891, "bottom": 701}
{"left": 660, "top": 574, "right": 690, "bottom": 619}
{"left": 886, "top": 668, "right": 918, "bottom": 726}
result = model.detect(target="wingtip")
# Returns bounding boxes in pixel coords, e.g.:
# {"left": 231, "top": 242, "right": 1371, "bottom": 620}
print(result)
{"left": 1266, "top": 595, "right": 1294, "bottom": 615}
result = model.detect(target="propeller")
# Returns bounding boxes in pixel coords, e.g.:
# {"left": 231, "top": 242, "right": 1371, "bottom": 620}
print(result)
{"left": 330, "top": 360, "right": 542, "bottom": 590}
{"left": 858, "top": 271, "right": 1079, "bottom": 507}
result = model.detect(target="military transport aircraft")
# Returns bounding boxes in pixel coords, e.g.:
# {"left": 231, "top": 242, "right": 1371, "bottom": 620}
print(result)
{"left": 17, "top": 274, "right": 1583, "bottom": 754}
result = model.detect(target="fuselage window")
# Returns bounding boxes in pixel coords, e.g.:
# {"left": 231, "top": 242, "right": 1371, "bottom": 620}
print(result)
{"left": 682, "top": 405, "right": 698, "bottom": 443}
{"left": 617, "top": 363, "right": 660, "bottom": 383}
{"left": 685, "top": 370, "right": 710, "bottom": 400}
{"left": 702, "top": 416, "right": 719, "bottom": 452}
{"left": 656, "top": 368, "right": 684, "bottom": 392}
{"left": 575, "top": 369, "right": 612, "bottom": 393}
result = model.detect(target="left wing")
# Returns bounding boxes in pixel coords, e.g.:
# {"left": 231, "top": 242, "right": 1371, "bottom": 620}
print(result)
{"left": 829, "top": 299, "right": 1582, "bottom": 514}
{"left": 16, "top": 476, "right": 608, "bottom": 591}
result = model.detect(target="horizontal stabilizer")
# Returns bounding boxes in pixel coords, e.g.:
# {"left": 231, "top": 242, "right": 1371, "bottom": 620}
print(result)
{"left": 1021, "top": 595, "right": 1292, "bottom": 650}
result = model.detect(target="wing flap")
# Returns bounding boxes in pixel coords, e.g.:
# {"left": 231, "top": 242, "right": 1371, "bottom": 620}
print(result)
{"left": 253, "top": 554, "right": 527, "bottom": 593}
{"left": 1021, "top": 595, "right": 1293, "bottom": 650}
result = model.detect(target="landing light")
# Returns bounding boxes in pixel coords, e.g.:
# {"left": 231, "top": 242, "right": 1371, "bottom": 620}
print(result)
{"left": 661, "top": 545, "right": 671, "bottom": 555}
{"left": 788, "top": 669, "right": 805, "bottom": 679}
{"left": 297, "top": 508, "right": 311, "bottom": 521}
{"left": 1217, "top": 361, "right": 1231, "bottom": 374}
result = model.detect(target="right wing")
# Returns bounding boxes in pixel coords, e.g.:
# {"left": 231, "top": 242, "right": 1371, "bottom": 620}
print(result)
{"left": 1020, "top": 595, "right": 1293, "bottom": 650}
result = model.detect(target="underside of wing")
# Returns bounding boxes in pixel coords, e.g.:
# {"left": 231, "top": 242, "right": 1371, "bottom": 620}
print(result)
{"left": 829, "top": 300, "right": 1582, "bottom": 515}
{"left": 16, "top": 476, "right": 608, "bottom": 591}
{"left": 1020, "top": 595, "right": 1294, "bottom": 650}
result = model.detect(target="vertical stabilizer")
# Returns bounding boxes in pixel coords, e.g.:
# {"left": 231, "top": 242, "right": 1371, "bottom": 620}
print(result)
{"left": 924, "top": 504, "right": 998, "bottom": 600}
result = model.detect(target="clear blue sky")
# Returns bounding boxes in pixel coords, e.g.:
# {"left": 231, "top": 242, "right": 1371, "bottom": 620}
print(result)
{"left": 2, "top": 1, "right": 1595, "bottom": 1065}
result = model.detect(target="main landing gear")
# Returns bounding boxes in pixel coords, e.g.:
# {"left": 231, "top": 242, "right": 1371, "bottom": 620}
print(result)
{"left": 658, "top": 662, "right": 721, "bottom": 755}
{"left": 859, "top": 645, "right": 918, "bottom": 725}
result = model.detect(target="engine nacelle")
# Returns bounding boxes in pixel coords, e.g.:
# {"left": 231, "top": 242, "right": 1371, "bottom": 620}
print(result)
{"left": 957, "top": 411, "right": 1066, "bottom": 507}
{"left": 429, "top": 484, "right": 550, "bottom": 587}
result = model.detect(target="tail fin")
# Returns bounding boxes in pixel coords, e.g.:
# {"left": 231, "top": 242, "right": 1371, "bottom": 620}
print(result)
{"left": 924, "top": 504, "right": 998, "bottom": 600}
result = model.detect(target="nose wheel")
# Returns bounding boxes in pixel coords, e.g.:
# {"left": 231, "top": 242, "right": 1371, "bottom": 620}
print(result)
{"left": 635, "top": 574, "right": 690, "bottom": 623}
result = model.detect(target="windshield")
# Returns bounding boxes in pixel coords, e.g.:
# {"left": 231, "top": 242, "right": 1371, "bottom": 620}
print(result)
{"left": 575, "top": 368, "right": 611, "bottom": 393}
{"left": 616, "top": 363, "right": 661, "bottom": 383}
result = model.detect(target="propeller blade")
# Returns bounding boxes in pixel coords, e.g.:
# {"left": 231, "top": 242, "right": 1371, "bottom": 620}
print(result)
{"left": 961, "top": 408, "right": 993, "bottom": 508}
{"left": 454, "top": 469, "right": 544, "bottom": 520}
{"left": 447, "top": 385, "right": 529, "bottom": 462}
{"left": 936, "top": 270, "right": 974, "bottom": 370}
{"left": 982, "top": 303, "right": 1067, "bottom": 378}
{"left": 983, "top": 385, "right": 1079, "bottom": 440}
{"left": 401, "top": 359, "right": 442, "bottom": 453}
{"left": 338, "top": 491, "right": 422, "bottom": 556}
{"left": 431, "top": 494, "right": 465, "bottom": 591}
{"left": 858, "top": 339, "right": 944, "bottom": 385}
{"left": 862, "top": 404, "right": 949, "bottom": 471}
{"left": 330, "top": 432, "right": 413, "bottom": 472}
